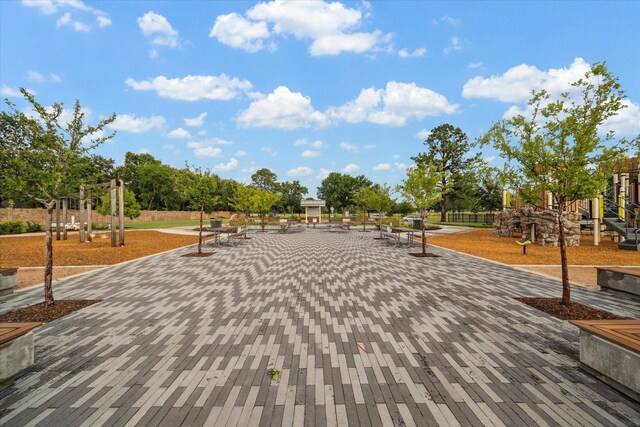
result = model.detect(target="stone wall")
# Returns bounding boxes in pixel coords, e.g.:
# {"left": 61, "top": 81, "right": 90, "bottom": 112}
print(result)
{"left": 0, "top": 208, "right": 231, "bottom": 224}
{"left": 492, "top": 208, "right": 582, "bottom": 246}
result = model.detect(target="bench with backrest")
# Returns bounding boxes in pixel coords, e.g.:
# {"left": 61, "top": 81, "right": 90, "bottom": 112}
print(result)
{"left": 227, "top": 225, "right": 247, "bottom": 245}
{"left": 570, "top": 320, "right": 640, "bottom": 400}
{"left": 1, "top": 322, "right": 42, "bottom": 390}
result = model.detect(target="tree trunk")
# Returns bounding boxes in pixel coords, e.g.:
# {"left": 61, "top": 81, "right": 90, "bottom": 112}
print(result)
{"left": 440, "top": 177, "right": 447, "bottom": 222}
{"left": 421, "top": 213, "right": 426, "bottom": 255}
{"left": 379, "top": 218, "right": 383, "bottom": 238}
{"left": 261, "top": 213, "right": 265, "bottom": 232}
{"left": 558, "top": 202, "right": 571, "bottom": 305}
{"left": 44, "top": 203, "right": 55, "bottom": 306}
{"left": 198, "top": 205, "right": 203, "bottom": 254}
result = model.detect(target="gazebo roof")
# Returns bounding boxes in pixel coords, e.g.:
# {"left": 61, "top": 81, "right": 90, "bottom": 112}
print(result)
{"left": 301, "top": 200, "right": 326, "bottom": 207}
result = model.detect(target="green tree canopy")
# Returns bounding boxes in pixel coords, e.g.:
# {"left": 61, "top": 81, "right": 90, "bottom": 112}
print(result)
{"left": 97, "top": 188, "right": 141, "bottom": 220}
{"left": 251, "top": 168, "right": 278, "bottom": 192}
{"left": 398, "top": 162, "right": 444, "bottom": 255}
{"left": 480, "top": 62, "right": 632, "bottom": 304}
{"left": 317, "top": 172, "right": 372, "bottom": 213}
{"left": 0, "top": 88, "right": 116, "bottom": 305}
{"left": 412, "top": 124, "right": 481, "bottom": 221}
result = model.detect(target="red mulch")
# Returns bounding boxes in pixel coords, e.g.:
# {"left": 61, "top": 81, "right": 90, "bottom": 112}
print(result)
{"left": 515, "top": 297, "right": 624, "bottom": 321}
{"left": 0, "top": 300, "right": 100, "bottom": 323}
{"left": 409, "top": 253, "right": 441, "bottom": 258}
{"left": 181, "top": 252, "right": 215, "bottom": 257}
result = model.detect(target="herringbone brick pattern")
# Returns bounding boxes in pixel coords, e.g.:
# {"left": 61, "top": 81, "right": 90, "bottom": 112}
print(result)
{"left": 1, "top": 228, "right": 639, "bottom": 426}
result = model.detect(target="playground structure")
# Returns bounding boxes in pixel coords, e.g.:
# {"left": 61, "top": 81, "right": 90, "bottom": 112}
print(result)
{"left": 495, "top": 159, "right": 639, "bottom": 251}
{"left": 54, "top": 179, "right": 126, "bottom": 247}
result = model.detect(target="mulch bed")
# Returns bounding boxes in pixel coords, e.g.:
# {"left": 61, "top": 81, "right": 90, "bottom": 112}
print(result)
{"left": 181, "top": 252, "right": 215, "bottom": 257}
{"left": 409, "top": 253, "right": 441, "bottom": 258}
{"left": 0, "top": 300, "right": 101, "bottom": 323}
{"left": 515, "top": 297, "right": 624, "bottom": 321}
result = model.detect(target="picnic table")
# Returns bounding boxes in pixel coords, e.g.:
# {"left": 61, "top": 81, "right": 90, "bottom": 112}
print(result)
{"left": 381, "top": 227, "right": 416, "bottom": 247}
{"left": 205, "top": 227, "right": 238, "bottom": 246}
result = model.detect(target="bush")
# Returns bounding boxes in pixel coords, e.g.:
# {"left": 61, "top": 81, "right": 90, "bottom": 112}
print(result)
{"left": 25, "top": 222, "right": 44, "bottom": 232}
{"left": 0, "top": 220, "right": 27, "bottom": 235}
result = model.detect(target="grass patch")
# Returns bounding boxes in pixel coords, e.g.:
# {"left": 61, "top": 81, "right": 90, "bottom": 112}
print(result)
{"left": 125, "top": 220, "right": 208, "bottom": 229}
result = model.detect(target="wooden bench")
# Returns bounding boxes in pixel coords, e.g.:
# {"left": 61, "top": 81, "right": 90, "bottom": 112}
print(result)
{"left": 570, "top": 320, "right": 640, "bottom": 400}
{"left": 1, "top": 322, "right": 42, "bottom": 390}
{"left": 381, "top": 231, "right": 399, "bottom": 245}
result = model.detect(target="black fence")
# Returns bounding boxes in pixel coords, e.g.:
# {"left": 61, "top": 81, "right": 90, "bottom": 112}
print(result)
{"left": 446, "top": 212, "right": 496, "bottom": 224}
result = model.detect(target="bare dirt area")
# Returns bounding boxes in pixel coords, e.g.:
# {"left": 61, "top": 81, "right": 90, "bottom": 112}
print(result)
{"left": 0, "top": 231, "right": 199, "bottom": 268}
{"left": 429, "top": 229, "right": 640, "bottom": 266}
{"left": 518, "top": 266, "right": 600, "bottom": 288}
{"left": 0, "top": 300, "right": 101, "bottom": 323}
{"left": 16, "top": 267, "right": 104, "bottom": 291}
{"left": 515, "top": 297, "right": 624, "bottom": 321}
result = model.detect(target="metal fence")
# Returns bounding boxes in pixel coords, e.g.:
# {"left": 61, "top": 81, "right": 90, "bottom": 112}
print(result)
{"left": 446, "top": 212, "right": 495, "bottom": 224}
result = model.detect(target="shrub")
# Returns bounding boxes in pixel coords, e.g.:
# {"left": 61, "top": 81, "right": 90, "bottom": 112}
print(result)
{"left": 0, "top": 220, "right": 27, "bottom": 235}
{"left": 25, "top": 222, "right": 44, "bottom": 232}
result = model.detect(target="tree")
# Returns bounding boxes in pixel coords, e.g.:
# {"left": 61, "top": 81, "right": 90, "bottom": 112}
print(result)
{"left": 251, "top": 168, "right": 278, "bottom": 192}
{"left": 97, "top": 188, "right": 141, "bottom": 219}
{"left": 188, "top": 168, "right": 219, "bottom": 254}
{"left": 477, "top": 167, "right": 504, "bottom": 213}
{"left": 317, "top": 172, "right": 372, "bottom": 213}
{"left": 412, "top": 124, "right": 480, "bottom": 221}
{"left": 277, "top": 180, "right": 308, "bottom": 214}
{"left": 232, "top": 183, "right": 254, "bottom": 228}
{"left": 1, "top": 89, "right": 115, "bottom": 306}
{"left": 250, "top": 187, "right": 281, "bottom": 232}
{"left": 392, "top": 200, "right": 415, "bottom": 216}
{"left": 398, "top": 162, "right": 444, "bottom": 256}
{"left": 353, "top": 186, "right": 374, "bottom": 231}
{"left": 480, "top": 62, "right": 631, "bottom": 305}
{"left": 365, "top": 185, "right": 395, "bottom": 237}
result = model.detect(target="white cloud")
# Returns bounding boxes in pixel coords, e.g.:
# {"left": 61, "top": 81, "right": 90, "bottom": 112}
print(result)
{"left": 398, "top": 47, "right": 426, "bottom": 58}
{"left": 261, "top": 146, "right": 277, "bottom": 156}
{"left": 211, "top": 0, "right": 390, "bottom": 56}
{"left": 339, "top": 142, "right": 359, "bottom": 153}
{"left": 600, "top": 100, "right": 640, "bottom": 137}
{"left": 187, "top": 142, "right": 222, "bottom": 158}
{"left": 287, "top": 166, "right": 313, "bottom": 176}
{"left": 467, "top": 62, "right": 483, "bottom": 69}
{"left": 343, "top": 163, "right": 360, "bottom": 174}
{"left": 295, "top": 138, "right": 324, "bottom": 148}
{"left": 184, "top": 112, "right": 207, "bottom": 127}
{"left": 317, "top": 168, "right": 332, "bottom": 180}
{"left": 416, "top": 129, "right": 431, "bottom": 140}
{"left": 163, "top": 143, "right": 179, "bottom": 153}
{"left": 213, "top": 158, "right": 238, "bottom": 172}
{"left": 363, "top": 144, "right": 376, "bottom": 150}
{"left": 138, "top": 11, "right": 179, "bottom": 47}
{"left": 328, "top": 81, "right": 458, "bottom": 126}
{"left": 56, "top": 12, "right": 90, "bottom": 32}
{"left": 167, "top": 127, "right": 191, "bottom": 139}
{"left": 443, "top": 36, "right": 462, "bottom": 54}
{"left": 439, "top": 15, "right": 461, "bottom": 26}
{"left": 22, "top": 0, "right": 110, "bottom": 31}
{"left": 210, "top": 13, "right": 270, "bottom": 53}
{"left": 395, "top": 162, "right": 408, "bottom": 170}
{"left": 0, "top": 85, "right": 25, "bottom": 97}
{"left": 373, "top": 163, "right": 391, "bottom": 171}
{"left": 301, "top": 150, "right": 320, "bottom": 158}
{"left": 27, "top": 71, "right": 61, "bottom": 83}
{"left": 108, "top": 114, "right": 165, "bottom": 133}
{"left": 238, "top": 86, "right": 328, "bottom": 129}
{"left": 97, "top": 15, "right": 111, "bottom": 28}
{"left": 234, "top": 150, "right": 248, "bottom": 157}
{"left": 462, "top": 57, "right": 592, "bottom": 103}
{"left": 126, "top": 74, "right": 252, "bottom": 101}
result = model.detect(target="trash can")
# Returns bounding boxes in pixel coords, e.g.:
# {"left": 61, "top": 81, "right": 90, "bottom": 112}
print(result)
{"left": 412, "top": 219, "right": 424, "bottom": 230}
{"left": 210, "top": 219, "right": 222, "bottom": 229}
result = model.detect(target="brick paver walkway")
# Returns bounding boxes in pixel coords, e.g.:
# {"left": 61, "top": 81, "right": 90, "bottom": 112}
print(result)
{"left": 1, "top": 228, "right": 639, "bottom": 426}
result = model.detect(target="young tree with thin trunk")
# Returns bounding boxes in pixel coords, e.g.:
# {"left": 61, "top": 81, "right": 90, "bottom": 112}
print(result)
{"left": 0, "top": 89, "right": 115, "bottom": 306}
{"left": 189, "top": 168, "right": 219, "bottom": 254}
{"left": 398, "top": 162, "right": 444, "bottom": 255}
{"left": 251, "top": 187, "right": 280, "bottom": 232}
{"left": 353, "top": 186, "right": 374, "bottom": 232}
{"left": 480, "top": 62, "right": 632, "bottom": 305}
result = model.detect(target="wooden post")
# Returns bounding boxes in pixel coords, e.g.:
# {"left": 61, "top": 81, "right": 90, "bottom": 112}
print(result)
{"left": 110, "top": 179, "right": 117, "bottom": 247}
{"left": 62, "top": 198, "right": 68, "bottom": 240}
{"left": 79, "top": 186, "right": 85, "bottom": 243}
{"left": 87, "top": 197, "right": 93, "bottom": 243}
{"left": 501, "top": 189, "right": 507, "bottom": 211}
{"left": 55, "top": 199, "right": 61, "bottom": 240}
{"left": 118, "top": 180, "right": 125, "bottom": 247}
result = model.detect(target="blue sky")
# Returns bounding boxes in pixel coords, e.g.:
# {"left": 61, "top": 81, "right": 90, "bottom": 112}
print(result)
{"left": 2, "top": 0, "right": 639, "bottom": 197}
